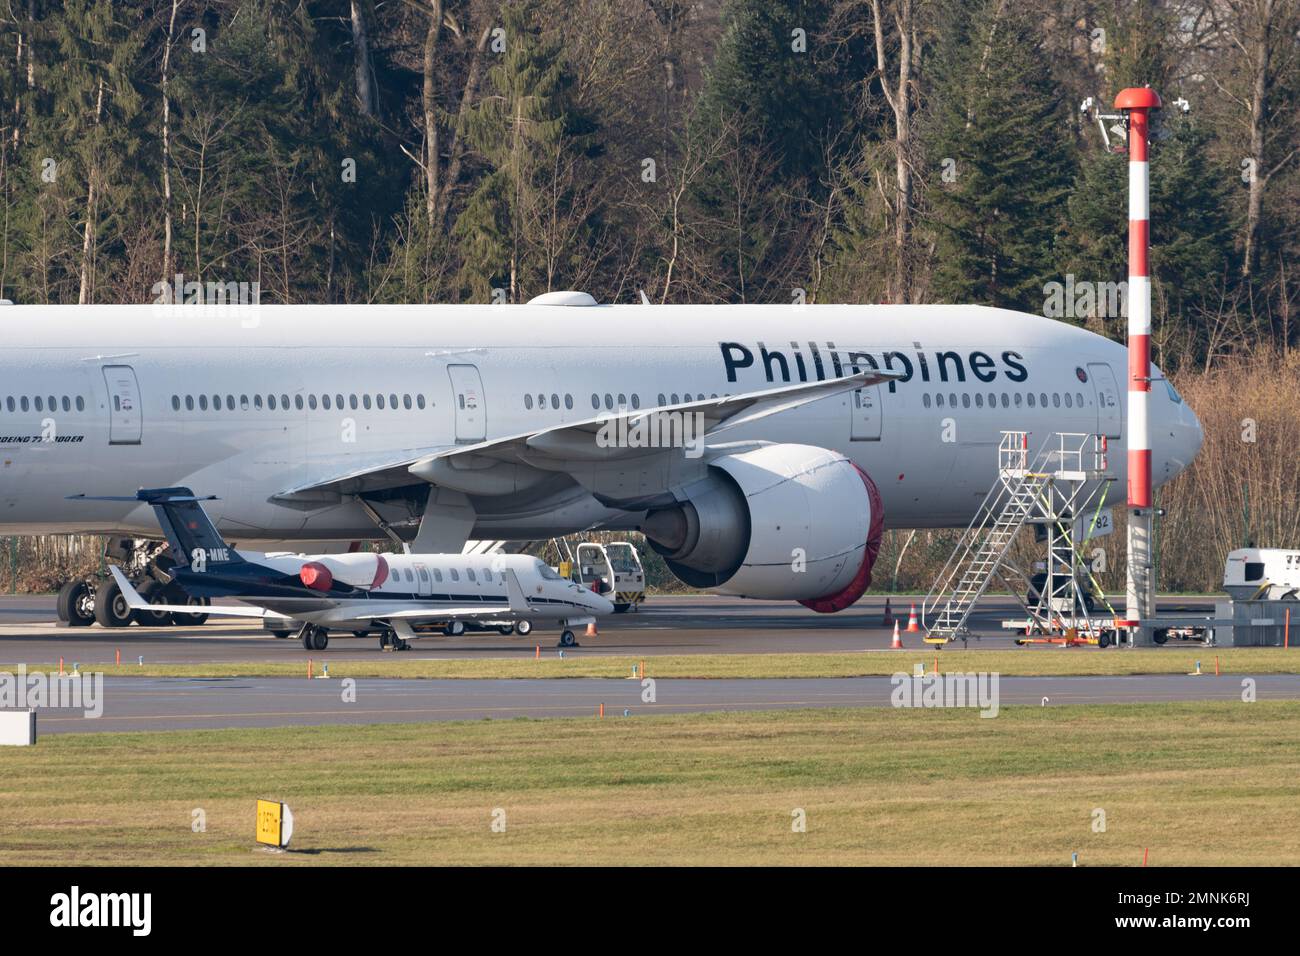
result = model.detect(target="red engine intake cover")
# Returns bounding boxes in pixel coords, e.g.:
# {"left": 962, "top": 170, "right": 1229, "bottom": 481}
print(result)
{"left": 299, "top": 561, "right": 334, "bottom": 591}
{"left": 798, "top": 464, "right": 885, "bottom": 613}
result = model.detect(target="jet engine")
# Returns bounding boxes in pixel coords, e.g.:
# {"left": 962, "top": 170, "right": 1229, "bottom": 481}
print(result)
{"left": 299, "top": 552, "right": 389, "bottom": 592}
{"left": 641, "top": 444, "right": 883, "bottom": 611}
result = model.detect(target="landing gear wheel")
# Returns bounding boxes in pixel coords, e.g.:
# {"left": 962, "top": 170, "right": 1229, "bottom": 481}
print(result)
{"left": 93, "top": 578, "right": 133, "bottom": 628}
{"left": 312, "top": 628, "right": 329, "bottom": 651}
{"left": 57, "top": 581, "right": 95, "bottom": 627}
{"left": 1098, "top": 632, "right": 1112, "bottom": 649}
{"left": 558, "top": 629, "right": 577, "bottom": 648}
{"left": 133, "top": 579, "right": 174, "bottom": 627}
{"left": 497, "top": 624, "right": 515, "bottom": 635}
{"left": 443, "top": 620, "right": 466, "bottom": 637}
{"left": 165, "top": 584, "right": 209, "bottom": 626}
{"left": 515, "top": 620, "right": 532, "bottom": 637}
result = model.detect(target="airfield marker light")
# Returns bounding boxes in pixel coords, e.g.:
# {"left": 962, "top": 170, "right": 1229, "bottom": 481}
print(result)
{"left": 308, "top": 658, "right": 313, "bottom": 679}
{"left": 598, "top": 703, "right": 604, "bottom": 719}
{"left": 623, "top": 709, "right": 630, "bottom": 717}
{"left": 138, "top": 655, "right": 143, "bottom": 667}
{"left": 1215, "top": 656, "right": 1220, "bottom": 676}
{"left": 1116, "top": 86, "right": 1162, "bottom": 631}
{"left": 115, "top": 648, "right": 120, "bottom": 667}
{"left": 558, "top": 650, "right": 565, "bottom": 660}
{"left": 1072, "top": 852, "right": 1078, "bottom": 868}
{"left": 640, "top": 659, "right": 645, "bottom": 679}
{"left": 535, "top": 644, "right": 540, "bottom": 660}
{"left": 58, "top": 657, "right": 63, "bottom": 677}
{"left": 72, "top": 663, "right": 79, "bottom": 675}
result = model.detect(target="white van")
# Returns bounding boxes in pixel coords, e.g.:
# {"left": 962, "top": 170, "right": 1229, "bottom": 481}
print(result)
{"left": 1223, "top": 548, "right": 1300, "bottom": 601}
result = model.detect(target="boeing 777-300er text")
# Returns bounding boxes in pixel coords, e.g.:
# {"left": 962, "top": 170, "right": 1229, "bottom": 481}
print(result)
{"left": 0, "top": 293, "right": 1203, "bottom": 627}
{"left": 93, "top": 488, "right": 611, "bottom": 650}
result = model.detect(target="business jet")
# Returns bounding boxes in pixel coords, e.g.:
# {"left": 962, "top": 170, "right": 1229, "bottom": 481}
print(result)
{"left": 94, "top": 488, "right": 612, "bottom": 649}
{"left": 0, "top": 293, "right": 1203, "bottom": 627}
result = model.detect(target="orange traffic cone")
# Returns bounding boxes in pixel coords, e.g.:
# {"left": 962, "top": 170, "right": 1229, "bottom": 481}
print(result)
{"left": 882, "top": 598, "right": 894, "bottom": 627}
{"left": 890, "top": 621, "right": 903, "bottom": 649}
{"left": 586, "top": 620, "right": 599, "bottom": 637}
{"left": 906, "top": 604, "right": 920, "bottom": 633}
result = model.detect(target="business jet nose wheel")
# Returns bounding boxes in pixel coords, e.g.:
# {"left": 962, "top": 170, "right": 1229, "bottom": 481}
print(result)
{"left": 557, "top": 629, "right": 577, "bottom": 648}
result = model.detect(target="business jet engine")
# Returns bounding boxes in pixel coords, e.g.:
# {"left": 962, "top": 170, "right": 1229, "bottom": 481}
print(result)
{"left": 640, "top": 444, "right": 884, "bottom": 611}
{"left": 299, "top": 552, "right": 390, "bottom": 592}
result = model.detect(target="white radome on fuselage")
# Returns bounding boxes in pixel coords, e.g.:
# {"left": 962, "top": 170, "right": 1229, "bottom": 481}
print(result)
{"left": 0, "top": 301, "right": 1203, "bottom": 542}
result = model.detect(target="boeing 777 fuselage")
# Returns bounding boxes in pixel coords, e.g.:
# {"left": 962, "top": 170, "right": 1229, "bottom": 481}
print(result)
{"left": 0, "top": 299, "right": 1203, "bottom": 617}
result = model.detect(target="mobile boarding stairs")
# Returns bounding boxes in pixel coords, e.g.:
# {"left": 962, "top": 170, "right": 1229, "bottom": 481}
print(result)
{"left": 921, "top": 431, "right": 1116, "bottom": 646}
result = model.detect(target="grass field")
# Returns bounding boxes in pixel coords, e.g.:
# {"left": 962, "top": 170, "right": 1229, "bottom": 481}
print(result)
{"left": 2, "top": 701, "right": 1297, "bottom": 865}
{"left": 5, "top": 647, "right": 1298, "bottom": 681}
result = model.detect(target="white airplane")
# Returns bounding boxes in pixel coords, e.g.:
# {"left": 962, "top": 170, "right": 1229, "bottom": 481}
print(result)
{"left": 0, "top": 295, "right": 1203, "bottom": 626}
{"left": 97, "top": 488, "right": 612, "bottom": 650}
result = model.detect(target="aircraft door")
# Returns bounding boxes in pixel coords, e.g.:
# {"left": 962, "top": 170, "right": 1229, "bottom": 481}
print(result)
{"left": 850, "top": 385, "right": 882, "bottom": 441}
{"left": 102, "top": 365, "right": 143, "bottom": 444}
{"left": 1087, "top": 363, "right": 1121, "bottom": 438}
{"left": 447, "top": 364, "right": 486, "bottom": 443}
{"left": 414, "top": 563, "right": 432, "bottom": 596}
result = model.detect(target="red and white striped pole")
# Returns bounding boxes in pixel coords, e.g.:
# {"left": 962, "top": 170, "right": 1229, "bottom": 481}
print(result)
{"left": 1116, "top": 87, "right": 1161, "bottom": 630}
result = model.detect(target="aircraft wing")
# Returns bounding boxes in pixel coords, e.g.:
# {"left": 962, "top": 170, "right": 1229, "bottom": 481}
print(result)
{"left": 415, "top": 369, "right": 896, "bottom": 467}
{"left": 273, "top": 369, "right": 898, "bottom": 501}
{"left": 110, "top": 566, "right": 272, "bottom": 619}
{"left": 273, "top": 444, "right": 458, "bottom": 501}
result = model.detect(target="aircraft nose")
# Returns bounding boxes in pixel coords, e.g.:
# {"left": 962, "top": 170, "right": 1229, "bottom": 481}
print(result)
{"left": 1186, "top": 403, "right": 1204, "bottom": 461}
{"left": 1163, "top": 392, "right": 1203, "bottom": 481}
{"left": 590, "top": 589, "right": 615, "bottom": 614}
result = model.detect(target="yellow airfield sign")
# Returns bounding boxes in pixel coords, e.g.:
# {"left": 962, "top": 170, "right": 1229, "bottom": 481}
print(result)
{"left": 256, "top": 799, "right": 293, "bottom": 848}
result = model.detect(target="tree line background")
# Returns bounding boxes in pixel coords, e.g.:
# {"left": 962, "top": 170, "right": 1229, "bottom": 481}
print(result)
{"left": 1, "top": 0, "right": 1297, "bottom": 595}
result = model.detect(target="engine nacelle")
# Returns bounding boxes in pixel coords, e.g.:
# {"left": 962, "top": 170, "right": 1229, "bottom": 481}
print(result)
{"left": 642, "top": 444, "right": 883, "bottom": 611}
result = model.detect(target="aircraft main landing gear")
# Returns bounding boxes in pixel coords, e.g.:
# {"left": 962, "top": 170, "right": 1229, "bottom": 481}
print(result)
{"left": 299, "top": 624, "right": 328, "bottom": 651}
{"left": 56, "top": 581, "right": 96, "bottom": 627}
{"left": 55, "top": 539, "right": 210, "bottom": 628}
